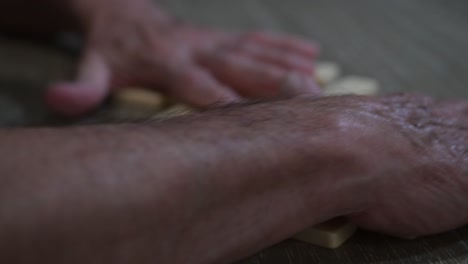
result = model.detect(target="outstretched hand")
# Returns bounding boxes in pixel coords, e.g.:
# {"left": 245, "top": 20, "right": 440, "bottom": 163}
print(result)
{"left": 45, "top": 1, "right": 320, "bottom": 116}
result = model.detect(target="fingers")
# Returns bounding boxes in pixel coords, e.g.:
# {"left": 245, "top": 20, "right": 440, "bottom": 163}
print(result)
{"left": 237, "top": 43, "right": 315, "bottom": 75}
{"left": 45, "top": 50, "right": 111, "bottom": 116}
{"left": 44, "top": 29, "right": 320, "bottom": 116}
{"left": 199, "top": 51, "right": 288, "bottom": 98}
{"left": 202, "top": 31, "right": 319, "bottom": 99}
{"left": 281, "top": 72, "right": 322, "bottom": 98}
{"left": 168, "top": 66, "right": 241, "bottom": 109}
{"left": 244, "top": 32, "right": 319, "bottom": 59}
{"left": 200, "top": 50, "right": 320, "bottom": 99}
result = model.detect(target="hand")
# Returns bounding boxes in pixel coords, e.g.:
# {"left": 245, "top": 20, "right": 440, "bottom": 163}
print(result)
{"left": 45, "top": 1, "right": 320, "bottom": 116}
{"left": 321, "top": 94, "right": 468, "bottom": 238}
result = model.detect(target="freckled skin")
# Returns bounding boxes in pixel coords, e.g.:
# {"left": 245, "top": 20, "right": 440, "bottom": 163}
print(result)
{"left": 0, "top": 94, "right": 467, "bottom": 263}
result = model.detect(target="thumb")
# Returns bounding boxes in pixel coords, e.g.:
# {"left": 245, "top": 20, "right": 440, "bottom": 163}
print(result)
{"left": 45, "top": 50, "right": 111, "bottom": 116}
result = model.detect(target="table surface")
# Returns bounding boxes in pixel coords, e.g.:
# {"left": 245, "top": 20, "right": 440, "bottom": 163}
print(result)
{"left": 1, "top": 0, "right": 468, "bottom": 263}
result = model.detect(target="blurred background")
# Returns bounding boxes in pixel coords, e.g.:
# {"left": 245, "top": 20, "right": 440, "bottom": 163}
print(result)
{"left": 0, "top": 0, "right": 467, "bottom": 127}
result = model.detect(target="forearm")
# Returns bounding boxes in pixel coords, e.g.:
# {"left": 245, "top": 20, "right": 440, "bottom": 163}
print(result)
{"left": 0, "top": 100, "right": 372, "bottom": 263}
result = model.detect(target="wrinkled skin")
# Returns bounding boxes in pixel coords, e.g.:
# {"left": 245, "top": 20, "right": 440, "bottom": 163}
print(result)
{"left": 45, "top": 1, "right": 320, "bottom": 116}
{"left": 0, "top": 92, "right": 468, "bottom": 263}
{"left": 322, "top": 94, "right": 468, "bottom": 238}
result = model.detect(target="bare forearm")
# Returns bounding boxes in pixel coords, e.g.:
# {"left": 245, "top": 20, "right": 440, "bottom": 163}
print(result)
{"left": 0, "top": 100, "right": 371, "bottom": 263}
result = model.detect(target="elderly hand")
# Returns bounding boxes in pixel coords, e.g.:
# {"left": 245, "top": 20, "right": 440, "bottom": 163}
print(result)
{"left": 45, "top": 0, "right": 320, "bottom": 116}
{"left": 317, "top": 94, "right": 468, "bottom": 238}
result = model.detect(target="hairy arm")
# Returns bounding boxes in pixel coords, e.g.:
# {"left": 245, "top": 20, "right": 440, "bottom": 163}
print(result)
{"left": 0, "top": 99, "right": 372, "bottom": 264}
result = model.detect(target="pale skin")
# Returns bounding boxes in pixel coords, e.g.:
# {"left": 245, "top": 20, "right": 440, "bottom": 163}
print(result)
{"left": 1, "top": 0, "right": 468, "bottom": 263}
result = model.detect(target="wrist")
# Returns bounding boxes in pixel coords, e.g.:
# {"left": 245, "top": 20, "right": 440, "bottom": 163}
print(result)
{"left": 299, "top": 110, "right": 377, "bottom": 218}
{"left": 177, "top": 100, "right": 379, "bottom": 262}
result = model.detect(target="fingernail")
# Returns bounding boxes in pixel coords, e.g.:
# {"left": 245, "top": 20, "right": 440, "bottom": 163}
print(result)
{"left": 281, "top": 72, "right": 322, "bottom": 97}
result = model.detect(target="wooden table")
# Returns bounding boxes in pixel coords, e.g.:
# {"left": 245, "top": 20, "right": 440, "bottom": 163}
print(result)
{"left": 0, "top": 0, "right": 467, "bottom": 262}
{"left": 162, "top": 0, "right": 468, "bottom": 98}
{"left": 237, "top": 228, "right": 468, "bottom": 263}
